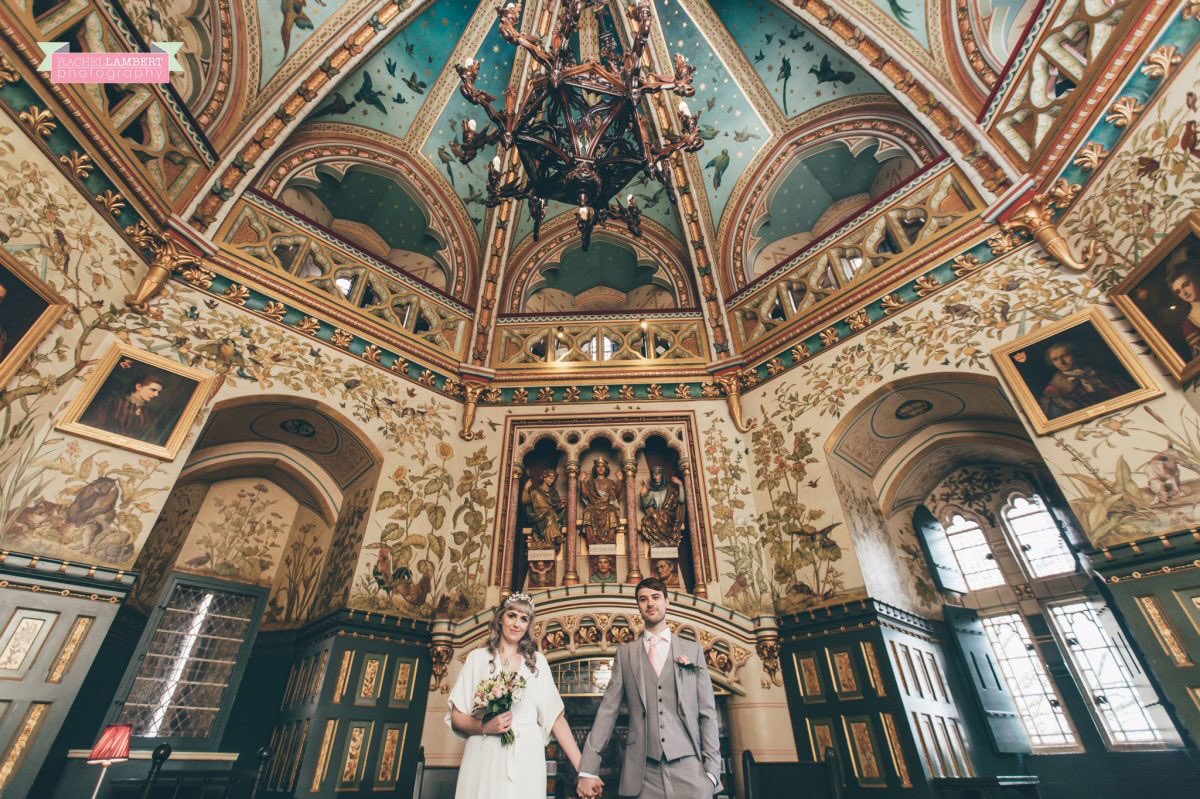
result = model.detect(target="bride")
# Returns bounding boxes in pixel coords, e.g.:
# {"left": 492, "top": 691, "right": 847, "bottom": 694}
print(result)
{"left": 446, "top": 593, "right": 591, "bottom": 798}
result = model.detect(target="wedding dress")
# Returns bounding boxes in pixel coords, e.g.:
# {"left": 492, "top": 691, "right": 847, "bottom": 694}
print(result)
{"left": 446, "top": 647, "right": 565, "bottom": 799}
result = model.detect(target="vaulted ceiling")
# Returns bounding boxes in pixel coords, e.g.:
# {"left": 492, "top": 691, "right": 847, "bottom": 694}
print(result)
{"left": 116, "top": 0, "right": 1037, "bottom": 310}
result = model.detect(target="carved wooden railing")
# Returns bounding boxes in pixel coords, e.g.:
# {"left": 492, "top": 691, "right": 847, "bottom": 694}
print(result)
{"left": 726, "top": 165, "right": 985, "bottom": 352}
{"left": 0, "top": 0, "right": 215, "bottom": 215}
{"left": 216, "top": 194, "right": 472, "bottom": 360}
{"left": 491, "top": 310, "right": 709, "bottom": 370}
{"left": 982, "top": 0, "right": 1136, "bottom": 167}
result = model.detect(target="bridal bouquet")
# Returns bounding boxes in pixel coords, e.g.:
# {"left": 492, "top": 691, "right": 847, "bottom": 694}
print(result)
{"left": 472, "top": 670, "right": 527, "bottom": 745}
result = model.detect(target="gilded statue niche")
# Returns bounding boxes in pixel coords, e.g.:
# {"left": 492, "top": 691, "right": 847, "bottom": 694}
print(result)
{"left": 494, "top": 416, "right": 712, "bottom": 599}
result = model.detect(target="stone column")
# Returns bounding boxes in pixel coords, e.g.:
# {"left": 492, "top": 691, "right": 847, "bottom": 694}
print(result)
{"left": 564, "top": 461, "right": 580, "bottom": 585}
{"left": 623, "top": 460, "right": 643, "bottom": 584}
{"left": 679, "top": 460, "right": 706, "bottom": 597}
{"left": 500, "top": 464, "right": 523, "bottom": 595}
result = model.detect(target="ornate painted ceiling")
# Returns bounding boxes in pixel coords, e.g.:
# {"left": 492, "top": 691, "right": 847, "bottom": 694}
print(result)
{"left": 7, "top": 0, "right": 1168, "bottom": 401}
{"left": 106, "top": 0, "right": 1041, "bottom": 307}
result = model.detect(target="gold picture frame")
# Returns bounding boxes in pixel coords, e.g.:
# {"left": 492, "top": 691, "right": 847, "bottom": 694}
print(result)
{"left": 991, "top": 308, "right": 1162, "bottom": 434}
{"left": 0, "top": 250, "right": 67, "bottom": 388}
{"left": 1111, "top": 211, "right": 1200, "bottom": 383}
{"left": 54, "top": 342, "right": 214, "bottom": 460}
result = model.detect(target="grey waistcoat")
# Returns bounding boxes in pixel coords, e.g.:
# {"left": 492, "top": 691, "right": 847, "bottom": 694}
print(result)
{"left": 641, "top": 642, "right": 692, "bottom": 762}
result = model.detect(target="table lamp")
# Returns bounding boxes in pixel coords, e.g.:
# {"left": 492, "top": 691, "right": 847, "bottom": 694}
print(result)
{"left": 87, "top": 723, "right": 131, "bottom": 799}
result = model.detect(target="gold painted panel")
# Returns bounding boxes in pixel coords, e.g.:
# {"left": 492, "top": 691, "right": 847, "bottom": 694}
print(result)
{"left": 356, "top": 654, "right": 387, "bottom": 706}
{"left": 337, "top": 721, "right": 373, "bottom": 789}
{"left": 310, "top": 718, "right": 338, "bottom": 791}
{"left": 806, "top": 717, "right": 835, "bottom": 763}
{"left": 46, "top": 615, "right": 93, "bottom": 684}
{"left": 376, "top": 723, "right": 408, "bottom": 788}
{"left": 1134, "top": 594, "right": 1193, "bottom": 667}
{"left": 0, "top": 702, "right": 50, "bottom": 792}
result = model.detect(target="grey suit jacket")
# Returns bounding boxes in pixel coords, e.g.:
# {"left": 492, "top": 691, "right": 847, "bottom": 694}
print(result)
{"left": 579, "top": 633, "right": 721, "bottom": 796}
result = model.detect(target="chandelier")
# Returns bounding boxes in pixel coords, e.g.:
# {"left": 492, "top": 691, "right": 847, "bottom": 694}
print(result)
{"left": 454, "top": 0, "right": 705, "bottom": 250}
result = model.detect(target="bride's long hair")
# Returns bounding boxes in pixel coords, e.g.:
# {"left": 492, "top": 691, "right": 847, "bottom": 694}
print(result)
{"left": 485, "top": 596, "right": 539, "bottom": 674}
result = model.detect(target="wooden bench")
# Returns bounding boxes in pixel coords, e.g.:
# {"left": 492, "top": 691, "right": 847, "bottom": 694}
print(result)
{"left": 742, "top": 748, "right": 844, "bottom": 799}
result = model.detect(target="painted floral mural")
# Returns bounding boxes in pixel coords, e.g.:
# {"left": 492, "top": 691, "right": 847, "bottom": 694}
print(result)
{"left": 353, "top": 444, "right": 496, "bottom": 619}
{"left": 0, "top": 114, "right": 497, "bottom": 621}
{"left": 175, "top": 478, "right": 294, "bottom": 585}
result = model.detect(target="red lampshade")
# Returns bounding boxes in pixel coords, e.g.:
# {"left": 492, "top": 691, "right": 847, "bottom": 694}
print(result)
{"left": 87, "top": 724, "right": 132, "bottom": 765}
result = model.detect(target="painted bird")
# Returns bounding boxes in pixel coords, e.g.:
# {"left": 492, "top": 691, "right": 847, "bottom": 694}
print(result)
{"left": 778, "top": 56, "right": 792, "bottom": 114}
{"left": 733, "top": 128, "right": 760, "bottom": 142}
{"left": 706, "top": 96, "right": 717, "bottom": 110}
{"left": 810, "top": 54, "right": 856, "bottom": 85}
{"left": 448, "top": 140, "right": 475, "bottom": 167}
{"left": 403, "top": 71, "right": 428, "bottom": 94}
{"left": 437, "top": 146, "right": 457, "bottom": 186}
{"left": 1136, "top": 156, "right": 1161, "bottom": 178}
{"left": 463, "top": 186, "right": 487, "bottom": 207}
{"left": 280, "top": 0, "right": 313, "bottom": 57}
{"left": 391, "top": 92, "right": 407, "bottom": 105}
{"left": 1187, "top": 91, "right": 1197, "bottom": 111}
{"left": 888, "top": 0, "right": 913, "bottom": 29}
{"left": 1182, "top": 120, "right": 1200, "bottom": 158}
{"left": 725, "top": 573, "right": 751, "bottom": 601}
{"left": 802, "top": 41, "right": 814, "bottom": 52}
{"left": 789, "top": 25, "right": 803, "bottom": 39}
{"left": 634, "top": 186, "right": 667, "bottom": 209}
{"left": 697, "top": 125, "right": 720, "bottom": 140}
{"left": 354, "top": 72, "right": 387, "bottom": 114}
{"left": 405, "top": 42, "right": 416, "bottom": 57}
{"left": 705, "top": 149, "right": 730, "bottom": 190}
{"left": 311, "top": 91, "right": 355, "bottom": 118}
{"left": 753, "top": 49, "right": 765, "bottom": 63}
{"left": 385, "top": 57, "right": 397, "bottom": 76}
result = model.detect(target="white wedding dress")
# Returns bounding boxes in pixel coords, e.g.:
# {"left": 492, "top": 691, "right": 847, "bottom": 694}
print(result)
{"left": 446, "top": 647, "right": 565, "bottom": 799}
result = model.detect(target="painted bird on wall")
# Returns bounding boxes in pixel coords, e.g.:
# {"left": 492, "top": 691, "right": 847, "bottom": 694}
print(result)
{"left": 281, "top": 0, "right": 318, "bottom": 56}
{"left": 354, "top": 72, "right": 388, "bottom": 114}
{"left": 705, "top": 149, "right": 730, "bottom": 189}
{"left": 777, "top": 56, "right": 792, "bottom": 114}
{"left": 311, "top": 91, "right": 355, "bottom": 118}
{"left": 810, "top": 54, "right": 856, "bottom": 85}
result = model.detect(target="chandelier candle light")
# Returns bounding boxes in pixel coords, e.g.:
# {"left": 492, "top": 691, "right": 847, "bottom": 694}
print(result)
{"left": 455, "top": 0, "right": 705, "bottom": 250}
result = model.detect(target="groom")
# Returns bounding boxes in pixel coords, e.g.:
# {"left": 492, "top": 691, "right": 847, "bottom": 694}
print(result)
{"left": 577, "top": 577, "right": 721, "bottom": 798}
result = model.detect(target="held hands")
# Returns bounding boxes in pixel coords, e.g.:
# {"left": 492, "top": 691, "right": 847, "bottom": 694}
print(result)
{"left": 576, "top": 775, "right": 604, "bottom": 798}
{"left": 481, "top": 711, "right": 513, "bottom": 736}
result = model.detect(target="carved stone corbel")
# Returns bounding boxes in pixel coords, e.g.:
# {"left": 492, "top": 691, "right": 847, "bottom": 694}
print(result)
{"left": 1000, "top": 179, "right": 1097, "bottom": 272}
{"left": 756, "top": 635, "right": 782, "bottom": 689}
{"left": 123, "top": 222, "right": 203, "bottom": 313}
{"left": 429, "top": 641, "right": 453, "bottom": 693}
{"left": 715, "top": 373, "right": 755, "bottom": 433}
{"left": 459, "top": 382, "right": 486, "bottom": 440}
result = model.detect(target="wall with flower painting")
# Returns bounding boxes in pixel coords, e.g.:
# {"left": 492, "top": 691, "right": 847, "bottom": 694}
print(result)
{"left": 0, "top": 114, "right": 498, "bottom": 623}
{"left": 743, "top": 45, "right": 1200, "bottom": 616}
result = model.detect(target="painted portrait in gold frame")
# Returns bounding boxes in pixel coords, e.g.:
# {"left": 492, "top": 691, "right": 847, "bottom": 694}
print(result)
{"left": 0, "top": 250, "right": 67, "bottom": 388}
{"left": 55, "top": 343, "right": 214, "bottom": 459}
{"left": 1111, "top": 211, "right": 1200, "bottom": 383}
{"left": 991, "top": 308, "right": 1162, "bottom": 435}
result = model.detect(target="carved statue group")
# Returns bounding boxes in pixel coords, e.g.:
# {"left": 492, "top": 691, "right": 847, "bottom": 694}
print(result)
{"left": 519, "top": 455, "right": 688, "bottom": 590}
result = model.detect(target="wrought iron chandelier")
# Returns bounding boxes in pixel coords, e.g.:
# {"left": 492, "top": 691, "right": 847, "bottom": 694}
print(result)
{"left": 454, "top": 0, "right": 705, "bottom": 250}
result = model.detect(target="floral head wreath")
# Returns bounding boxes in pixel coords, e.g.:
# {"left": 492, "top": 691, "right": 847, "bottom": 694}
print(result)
{"left": 503, "top": 592, "right": 535, "bottom": 610}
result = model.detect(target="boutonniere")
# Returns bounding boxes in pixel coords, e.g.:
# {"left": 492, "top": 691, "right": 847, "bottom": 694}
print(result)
{"left": 675, "top": 655, "right": 698, "bottom": 672}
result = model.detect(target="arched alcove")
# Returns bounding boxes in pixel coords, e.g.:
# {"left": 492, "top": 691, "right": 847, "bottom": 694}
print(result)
{"left": 280, "top": 163, "right": 454, "bottom": 292}
{"left": 746, "top": 140, "right": 918, "bottom": 278}
{"left": 128, "top": 396, "right": 384, "bottom": 626}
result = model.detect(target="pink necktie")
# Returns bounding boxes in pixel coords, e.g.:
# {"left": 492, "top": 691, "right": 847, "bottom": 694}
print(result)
{"left": 649, "top": 635, "right": 666, "bottom": 676}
